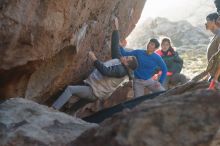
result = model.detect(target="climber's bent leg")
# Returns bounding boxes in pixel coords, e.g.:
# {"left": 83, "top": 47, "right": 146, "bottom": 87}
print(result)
{"left": 52, "top": 85, "right": 96, "bottom": 110}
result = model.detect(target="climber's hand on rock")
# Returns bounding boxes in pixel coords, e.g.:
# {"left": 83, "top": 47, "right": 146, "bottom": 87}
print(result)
{"left": 88, "top": 51, "right": 97, "bottom": 61}
{"left": 112, "top": 16, "right": 119, "bottom": 30}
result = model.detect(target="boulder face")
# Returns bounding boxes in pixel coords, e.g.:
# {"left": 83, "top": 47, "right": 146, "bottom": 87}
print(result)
{"left": 72, "top": 90, "right": 220, "bottom": 146}
{"left": 0, "top": 98, "right": 97, "bottom": 146}
{"left": 0, "top": 0, "right": 146, "bottom": 101}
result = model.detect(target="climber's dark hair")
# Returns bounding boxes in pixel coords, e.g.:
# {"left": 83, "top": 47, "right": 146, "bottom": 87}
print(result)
{"left": 206, "top": 12, "right": 219, "bottom": 22}
{"left": 127, "top": 56, "right": 138, "bottom": 70}
{"left": 161, "top": 37, "right": 175, "bottom": 53}
{"left": 162, "top": 38, "right": 171, "bottom": 46}
{"left": 149, "top": 38, "right": 160, "bottom": 49}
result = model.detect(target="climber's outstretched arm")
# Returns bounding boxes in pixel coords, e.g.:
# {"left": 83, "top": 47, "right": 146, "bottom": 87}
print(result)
{"left": 111, "top": 16, "right": 122, "bottom": 59}
{"left": 214, "top": 65, "right": 220, "bottom": 81}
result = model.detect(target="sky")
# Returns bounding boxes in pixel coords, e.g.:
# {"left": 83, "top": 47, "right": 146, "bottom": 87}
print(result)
{"left": 138, "top": 0, "right": 215, "bottom": 26}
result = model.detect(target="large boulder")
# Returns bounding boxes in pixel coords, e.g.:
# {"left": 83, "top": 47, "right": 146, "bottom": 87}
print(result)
{"left": 0, "top": 98, "right": 97, "bottom": 146}
{"left": 0, "top": 0, "right": 146, "bottom": 102}
{"left": 72, "top": 90, "right": 220, "bottom": 146}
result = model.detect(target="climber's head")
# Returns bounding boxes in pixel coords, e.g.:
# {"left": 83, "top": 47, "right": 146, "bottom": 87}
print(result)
{"left": 120, "top": 56, "right": 138, "bottom": 71}
{"left": 146, "top": 38, "right": 160, "bottom": 54}
{"left": 206, "top": 12, "right": 219, "bottom": 32}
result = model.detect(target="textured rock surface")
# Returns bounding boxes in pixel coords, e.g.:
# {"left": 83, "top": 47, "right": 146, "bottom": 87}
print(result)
{"left": 0, "top": 0, "right": 146, "bottom": 101}
{"left": 72, "top": 90, "right": 220, "bottom": 146}
{"left": 73, "top": 83, "right": 134, "bottom": 118}
{"left": 0, "top": 98, "right": 97, "bottom": 146}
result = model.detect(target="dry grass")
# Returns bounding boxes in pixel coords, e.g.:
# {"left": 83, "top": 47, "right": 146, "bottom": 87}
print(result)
{"left": 178, "top": 45, "right": 207, "bottom": 79}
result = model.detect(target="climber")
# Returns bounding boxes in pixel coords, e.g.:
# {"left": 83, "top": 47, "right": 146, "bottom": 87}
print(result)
{"left": 51, "top": 17, "right": 138, "bottom": 110}
{"left": 154, "top": 38, "right": 184, "bottom": 89}
{"left": 120, "top": 37, "right": 167, "bottom": 97}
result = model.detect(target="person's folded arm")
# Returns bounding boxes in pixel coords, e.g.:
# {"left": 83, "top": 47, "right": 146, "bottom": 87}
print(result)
{"left": 174, "top": 53, "right": 183, "bottom": 64}
{"left": 169, "top": 57, "right": 183, "bottom": 74}
{"left": 214, "top": 63, "right": 220, "bottom": 81}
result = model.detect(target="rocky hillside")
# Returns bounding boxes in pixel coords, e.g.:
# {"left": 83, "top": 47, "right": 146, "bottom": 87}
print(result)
{"left": 0, "top": 0, "right": 146, "bottom": 102}
{"left": 127, "top": 17, "right": 209, "bottom": 48}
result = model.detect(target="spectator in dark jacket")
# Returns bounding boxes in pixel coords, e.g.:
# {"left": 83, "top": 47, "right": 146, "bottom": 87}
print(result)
{"left": 155, "top": 38, "right": 183, "bottom": 89}
{"left": 52, "top": 17, "right": 138, "bottom": 110}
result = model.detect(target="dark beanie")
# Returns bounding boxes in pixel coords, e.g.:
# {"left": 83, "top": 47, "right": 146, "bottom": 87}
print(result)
{"left": 206, "top": 12, "right": 219, "bottom": 21}
{"left": 214, "top": 0, "right": 220, "bottom": 13}
{"left": 128, "top": 56, "right": 138, "bottom": 70}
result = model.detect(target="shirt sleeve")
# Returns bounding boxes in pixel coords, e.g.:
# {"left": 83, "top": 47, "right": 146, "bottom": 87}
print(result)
{"left": 120, "top": 47, "right": 138, "bottom": 56}
{"left": 94, "top": 60, "right": 128, "bottom": 78}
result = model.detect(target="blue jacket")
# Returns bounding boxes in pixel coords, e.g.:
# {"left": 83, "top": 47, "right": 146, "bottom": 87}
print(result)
{"left": 120, "top": 47, "right": 167, "bottom": 83}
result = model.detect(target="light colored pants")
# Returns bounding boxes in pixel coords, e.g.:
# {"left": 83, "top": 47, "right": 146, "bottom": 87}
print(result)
{"left": 162, "top": 76, "right": 171, "bottom": 89}
{"left": 134, "top": 78, "right": 165, "bottom": 97}
{"left": 52, "top": 85, "right": 96, "bottom": 110}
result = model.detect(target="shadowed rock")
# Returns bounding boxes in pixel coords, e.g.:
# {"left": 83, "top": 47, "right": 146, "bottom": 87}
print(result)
{"left": 0, "top": 98, "right": 97, "bottom": 146}
{"left": 71, "top": 90, "right": 220, "bottom": 146}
